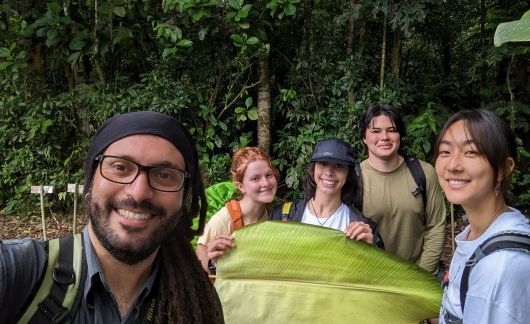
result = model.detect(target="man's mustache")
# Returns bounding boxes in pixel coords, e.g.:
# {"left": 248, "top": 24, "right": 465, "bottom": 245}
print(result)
{"left": 107, "top": 197, "right": 165, "bottom": 216}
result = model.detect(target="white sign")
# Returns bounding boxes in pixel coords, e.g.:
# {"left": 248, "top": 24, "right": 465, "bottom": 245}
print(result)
{"left": 30, "top": 185, "right": 54, "bottom": 194}
{"left": 67, "top": 183, "right": 84, "bottom": 193}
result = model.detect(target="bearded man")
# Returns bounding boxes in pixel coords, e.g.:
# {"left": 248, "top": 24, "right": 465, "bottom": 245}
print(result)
{"left": 0, "top": 111, "right": 224, "bottom": 323}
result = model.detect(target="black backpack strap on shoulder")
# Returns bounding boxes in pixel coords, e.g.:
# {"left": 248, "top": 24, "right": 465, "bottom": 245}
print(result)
{"left": 354, "top": 161, "right": 363, "bottom": 212}
{"left": 459, "top": 231, "right": 530, "bottom": 313}
{"left": 19, "top": 233, "right": 85, "bottom": 324}
{"left": 403, "top": 155, "right": 426, "bottom": 207}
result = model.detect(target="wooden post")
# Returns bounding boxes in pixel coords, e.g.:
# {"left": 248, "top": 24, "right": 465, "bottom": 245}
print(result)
{"left": 30, "top": 185, "right": 54, "bottom": 240}
{"left": 67, "top": 184, "right": 84, "bottom": 234}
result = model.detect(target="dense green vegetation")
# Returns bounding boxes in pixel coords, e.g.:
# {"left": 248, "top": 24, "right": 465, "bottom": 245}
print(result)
{"left": 1, "top": 0, "right": 529, "bottom": 216}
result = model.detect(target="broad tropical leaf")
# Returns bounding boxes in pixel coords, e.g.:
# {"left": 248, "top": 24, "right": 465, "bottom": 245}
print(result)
{"left": 205, "top": 181, "right": 238, "bottom": 220}
{"left": 192, "top": 181, "right": 237, "bottom": 247}
{"left": 494, "top": 9, "right": 530, "bottom": 47}
{"left": 216, "top": 221, "right": 442, "bottom": 323}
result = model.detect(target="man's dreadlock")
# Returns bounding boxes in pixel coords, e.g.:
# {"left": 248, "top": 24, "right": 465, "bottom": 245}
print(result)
{"left": 154, "top": 161, "right": 223, "bottom": 323}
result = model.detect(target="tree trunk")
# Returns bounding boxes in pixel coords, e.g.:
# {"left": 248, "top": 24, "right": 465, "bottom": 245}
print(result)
{"left": 479, "top": 0, "right": 486, "bottom": 97}
{"left": 391, "top": 28, "right": 402, "bottom": 80}
{"left": 359, "top": 16, "right": 366, "bottom": 44}
{"left": 347, "top": 0, "right": 356, "bottom": 56}
{"left": 379, "top": 1, "right": 389, "bottom": 89}
{"left": 514, "top": 57, "right": 528, "bottom": 91}
{"left": 303, "top": 0, "right": 313, "bottom": 64}
{"left": 257, "top": 57, "right": 271, "bottom": 154}
{"left": 347, "top": 0, "right": 356, "bottom": 105}
{"left": 442, "top": 39, "right": 452, "bottom": 78}
{"left": 93, "top": 0, "right": 106, "bottom": 87}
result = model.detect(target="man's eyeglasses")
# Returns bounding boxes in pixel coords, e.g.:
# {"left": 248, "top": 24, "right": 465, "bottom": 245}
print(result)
{"left": 95, "top": 155, "right": 188, "bottom": 192}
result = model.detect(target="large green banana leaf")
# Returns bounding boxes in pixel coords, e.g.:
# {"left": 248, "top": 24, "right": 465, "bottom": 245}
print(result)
{"left": 215, "top": 221, "right": 442, "bottom": 323}
{"left": 494, "top": 9, "right": 530, "bottom": 46}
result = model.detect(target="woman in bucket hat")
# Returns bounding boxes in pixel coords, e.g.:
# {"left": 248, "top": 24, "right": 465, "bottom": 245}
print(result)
{"left": 270, "top": 138, "right": 384, "bottom": 248}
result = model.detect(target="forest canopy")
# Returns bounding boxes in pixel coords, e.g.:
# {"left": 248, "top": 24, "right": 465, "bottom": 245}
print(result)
{"left": 0, "top": 0, "right": 529, "bottom": 216}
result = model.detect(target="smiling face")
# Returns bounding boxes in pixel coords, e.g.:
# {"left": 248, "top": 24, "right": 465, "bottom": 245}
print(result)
{"left": 435, "top": 120, "right": 498, "bottom": 209}
{"left": 363, "top": 114, "right": 401, "bottom": 161}
{"left": 237, "top": 159, "right": 278, "bottom": 205}
{"left": 313, "top": 161, "right": 349, "bottom": 197}
{"left": 87, "top": 134, "right": 185, "bottom": 264}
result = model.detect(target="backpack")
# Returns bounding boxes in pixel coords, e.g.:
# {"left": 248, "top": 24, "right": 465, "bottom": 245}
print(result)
{"left": 18, "top": 233, "right": 160, "bottom": 324}
{"left": 18, "top": 233, "right": 86, "bottom": 324}
{"left": 280, "top": 202, "right": 293, "bottom": 221}
{"left": 442, "top": 231, "right": 530, "bottom": 323}
{"left": 225, "top": 199, "right": 273, "bottom": 230}
{"left": 458, "top": 231, "right": 530, "bottom": 312}
{"left": 355, "top": 155, "right": 426, "bottom": 212}
{"left": 226, "top": 199, "right": 244, "bottom": 231}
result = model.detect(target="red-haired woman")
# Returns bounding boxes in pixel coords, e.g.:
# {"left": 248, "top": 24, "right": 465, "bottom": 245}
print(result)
{"left": 196, "top": 147, "right": 279, "bottom": 273}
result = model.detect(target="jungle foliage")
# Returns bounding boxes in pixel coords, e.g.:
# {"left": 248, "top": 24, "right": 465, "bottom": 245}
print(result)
{"left": 1, "top": 0, "right": 529, "bottom": 216}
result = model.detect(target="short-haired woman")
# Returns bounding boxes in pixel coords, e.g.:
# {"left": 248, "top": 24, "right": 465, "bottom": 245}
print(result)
{"left": 435, "top": 109, "right": 530, "bottom": 323}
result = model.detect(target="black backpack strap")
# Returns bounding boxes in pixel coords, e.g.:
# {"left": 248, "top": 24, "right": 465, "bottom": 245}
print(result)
{"left": 403, "top": 156, "right": 426, "bottom": 207}
{"left": 354, "top": 161, "right": 363, "bottom": 212}
{"left": 460, "top": 231, "right": 530, "bottom": 313}
{"left": 19, "top": 233, "right": 85, "bottom": 324}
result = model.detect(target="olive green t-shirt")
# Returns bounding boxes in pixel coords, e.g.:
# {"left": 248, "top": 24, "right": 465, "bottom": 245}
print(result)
{"left": 360, "top": 159, "right": 446, "bottom": 273}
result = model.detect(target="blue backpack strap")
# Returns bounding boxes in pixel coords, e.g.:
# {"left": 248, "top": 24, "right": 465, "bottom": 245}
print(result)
{"left": 403, "top": 155, "right": 426, "bottom": 207}
{"left": 19, "top": 233, "right": 86, "bottom": 324}
{"left": 460, "top": 231, "right": 530, "bottom": 313}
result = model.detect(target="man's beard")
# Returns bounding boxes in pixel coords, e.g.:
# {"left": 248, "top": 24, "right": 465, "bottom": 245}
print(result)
{"left": 87, "top": 195, "right": 182, "bottom": 265}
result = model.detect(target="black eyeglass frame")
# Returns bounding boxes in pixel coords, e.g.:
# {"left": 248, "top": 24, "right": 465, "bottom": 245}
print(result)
{"left": 95, "top": 154, "right": 189, "bottom": 192}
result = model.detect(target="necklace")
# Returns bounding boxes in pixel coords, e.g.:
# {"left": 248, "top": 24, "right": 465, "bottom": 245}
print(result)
{"left": 484, "top": 206, "right": 505, "bottom": 230}
{"left": 310, "top": 198, "right": 337, "bottom": 226}
{"left": 469, "top": 206, "right": 506, "bottom": 240}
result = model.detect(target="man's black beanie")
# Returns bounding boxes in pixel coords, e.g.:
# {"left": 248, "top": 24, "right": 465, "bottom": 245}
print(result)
{"left": 84, "top": 111, "right": 197, "bottom": 192}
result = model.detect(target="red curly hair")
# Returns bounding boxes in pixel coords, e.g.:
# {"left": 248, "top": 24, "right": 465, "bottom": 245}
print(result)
{"left": 230, "top": 147, "right": 280, "bottom": 184}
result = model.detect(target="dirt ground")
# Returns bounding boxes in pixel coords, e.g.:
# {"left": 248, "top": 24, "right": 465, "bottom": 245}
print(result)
{"left": 0, "top": 212, "right": 88, "bottom": 240}
{"left": 440, "top": 218, "right": 466, "bottom": 271}
{"left": 1, "top": 212, "right": 464, "bottom": 272}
